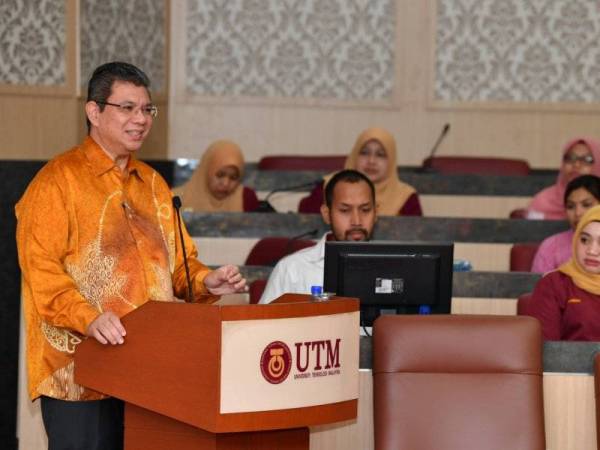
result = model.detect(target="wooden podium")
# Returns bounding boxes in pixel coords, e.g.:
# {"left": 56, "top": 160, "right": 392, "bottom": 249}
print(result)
{"left": 74, "top": 294, "right": 360, "bottom": 450}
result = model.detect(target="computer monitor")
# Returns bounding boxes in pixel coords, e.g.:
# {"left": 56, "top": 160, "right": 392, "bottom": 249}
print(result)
{"left": 324, "top": 241, "right": 454, "bottom": 327}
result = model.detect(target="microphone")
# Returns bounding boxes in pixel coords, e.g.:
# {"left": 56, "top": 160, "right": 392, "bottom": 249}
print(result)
{"left": 172, "top": 196, "right": 194, "bottom": 302}
{"left": 419, "top": 123, "right": 450, "bottom": 173}
{"left": 266, "top": 229, "right": 319, "bottom": 266}
{"left": 256, "top": 179, "right": 322, "bottom": 213}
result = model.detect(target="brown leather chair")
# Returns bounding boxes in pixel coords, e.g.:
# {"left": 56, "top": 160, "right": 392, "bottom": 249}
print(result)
{"left": 510, "top": 242, "right": 540, "bottom": 272}
{"left": 595, "top": 353, "right": 600, "bottom": 450}
{"left": 248, "top": 279, "right": 268, "bottom": 304}
{"left": 517, "top": 293, "right": 534, "bottom": 316}
{"left": 258, "top": 155, "right": 345, "bottom": 171}
{"left": 244, "top": 237, "right": 316, "bottom": 266}
{"left": 373, "top": 315, "right": 545, "bottom": 450}
{"left": 509, "top": 208, "right": 528, "bottom": 219}
{"left": 422, "top": 156, "right": 531, "bottom": 176}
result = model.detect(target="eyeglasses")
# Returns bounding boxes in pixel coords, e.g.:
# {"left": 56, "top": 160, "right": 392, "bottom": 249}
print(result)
{"left": 95, "top": 101, "right": 158, "bottom": 118}
{"left": 563, "top": 153, "right": 594, "bottom": 165}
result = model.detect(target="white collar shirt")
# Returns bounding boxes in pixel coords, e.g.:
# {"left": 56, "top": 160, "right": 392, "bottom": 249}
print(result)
{"left": 258, "top": 233, "right": 328, "bottom": 304}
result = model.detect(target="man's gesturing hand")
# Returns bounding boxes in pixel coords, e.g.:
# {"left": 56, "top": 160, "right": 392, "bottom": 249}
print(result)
{"left": 204, "top": 265, "right": 248, "bottom": 295}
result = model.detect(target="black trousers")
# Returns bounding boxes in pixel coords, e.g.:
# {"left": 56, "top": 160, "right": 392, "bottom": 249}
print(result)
{"left": 40, "top": 396, "right": 124, "bottom": 450}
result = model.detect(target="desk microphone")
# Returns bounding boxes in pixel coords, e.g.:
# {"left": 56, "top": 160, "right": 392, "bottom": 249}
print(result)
{"left": 419, "top": 123, "right": 451, "bottom": 173}
{"left": 172, "top": 196, "right": 194, "bottom": 302}
{"left": 256, "top": 179, "right": 322, "bottom": 213}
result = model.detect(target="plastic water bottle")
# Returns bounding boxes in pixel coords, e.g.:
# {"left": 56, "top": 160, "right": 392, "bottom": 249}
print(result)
{"left": 311, "top": 285, "right": 324, "bottom": 302}
{"left": 418, "top": 305, "right": 431, "bottom": 314}
{"left": 453, "top": 259, "right": 473, "bottom": 272}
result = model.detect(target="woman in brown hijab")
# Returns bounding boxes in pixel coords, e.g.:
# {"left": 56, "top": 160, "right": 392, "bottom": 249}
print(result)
{"left": 175, "top": 140, "right": 259, "bottom": 212}
{"left": 299, "top": 127, "right": 422, "bottom": 215}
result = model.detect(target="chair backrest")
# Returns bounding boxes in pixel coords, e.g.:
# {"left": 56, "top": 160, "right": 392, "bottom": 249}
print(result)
{"left": 258, "top": 155, "right": 345, "bottom": 171}
{"left": 248, "top": 279, "right": 267, "bottom": 304}
{"left": 422, "top": 156, "right": 531, "bottom": 176}
{"left": 595, "top": 353, "right": 600, "bottom": 450}
{"left": 517, "top": 292, "right": 534, "bottom": 316}
{"left": 244, "top": 237, "right": 316, "bottom": 266}
{"left": 373, "top": 314, "right": 545, "bottom": 450}
{"left": 510, "top": 243, "right": 540, "bottom": 272}
{"left": 510, "top": 208, "right": 528, "bottom": 219}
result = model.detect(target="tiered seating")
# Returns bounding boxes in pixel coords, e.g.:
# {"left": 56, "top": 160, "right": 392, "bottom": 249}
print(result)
{"left": 258, "top": 155, "right": 345, "bottom": 171}
{"left": 422, "top": 156, "right": 531, "bottom": 176}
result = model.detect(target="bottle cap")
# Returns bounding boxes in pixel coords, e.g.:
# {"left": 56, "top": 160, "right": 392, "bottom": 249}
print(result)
{"left": 311, "top": 285, "right": 323, "bottom": 296}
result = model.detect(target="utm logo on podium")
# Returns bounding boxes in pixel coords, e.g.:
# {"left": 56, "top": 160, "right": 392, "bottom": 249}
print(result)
{"left": 260, "top": 341, "right": 292, "bottom": 384}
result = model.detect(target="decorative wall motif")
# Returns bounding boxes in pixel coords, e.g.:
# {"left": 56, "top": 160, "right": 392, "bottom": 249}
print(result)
{"left": 80, "top": 0, "right": 165, "bottom": 92}
{"left": 185, "top": 0, "right": 395, "bottom": 101}
{"left": 436, "top": 0, "right": 600, "bottom": 103}
{"left": 0, "top": 0, "right": 66, "bottom": 86}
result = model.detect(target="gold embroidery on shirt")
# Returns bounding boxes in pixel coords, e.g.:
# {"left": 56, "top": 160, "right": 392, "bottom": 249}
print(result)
{"left": 36, "top": 361, "right": 86, "bottom": 400}
{"left": 148, "top": 263, "right": 175, "bottom": 301}
{"left": 40, "top": 322, "right": 82, "bottom": 354}
{"left": 168, "top": 231, "right": 176, "bottom": 272}
{"left": 66, "top": 239, "right": 126, "bottom": 312}
{"left": 65, "top": 191, "right": 132, "bottom": 312}
{"left": 151, "top": 172, "right": 174, "bottom": 271}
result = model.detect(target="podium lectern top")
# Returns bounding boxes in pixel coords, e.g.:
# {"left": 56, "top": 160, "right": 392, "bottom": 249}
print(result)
{"left": 75, "top": 294, "right": 359, "bottom": 433}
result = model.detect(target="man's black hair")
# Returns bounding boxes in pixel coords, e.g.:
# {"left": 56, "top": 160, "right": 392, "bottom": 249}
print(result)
{"left": 564, "top": 174, "right": 600, "bottom": 205}
{"left": 324, "top": 169, "right": 376, "bottom": 208}
{"left": 86, "top": 61, "right": 151, "bottom": 132}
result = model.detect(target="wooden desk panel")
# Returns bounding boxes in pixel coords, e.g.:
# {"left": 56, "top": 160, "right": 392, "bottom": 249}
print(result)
{"left": 193, "top": 237, "right": 513, "bottom": 272}
{"left": 258, "top": 191, "right": 531, "bottom": 219}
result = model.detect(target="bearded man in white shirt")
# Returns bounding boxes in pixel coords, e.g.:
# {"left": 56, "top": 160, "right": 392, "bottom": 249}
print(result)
{"left": 259, "top": 169, "right": 377, "bottom": 303}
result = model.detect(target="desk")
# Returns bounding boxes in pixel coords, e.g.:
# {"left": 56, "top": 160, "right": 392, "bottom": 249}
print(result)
{"left": 188, "top": 212, "right": 566, "bottom": 271}
{"left": 264, "top": 191, "right": 531, "bottom": 218}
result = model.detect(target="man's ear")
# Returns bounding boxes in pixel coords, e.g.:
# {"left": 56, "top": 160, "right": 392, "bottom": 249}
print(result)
{"left": 320, "top": 203, "right": 331, "bottom": 225}
{"left": 85, "top": 101, "right": 100, "bottom": 128}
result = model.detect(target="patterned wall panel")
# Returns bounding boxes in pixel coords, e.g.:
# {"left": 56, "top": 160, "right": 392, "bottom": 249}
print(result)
{"left": 81, "top": 0, "right": 166, "bottom": 92}
{"left": 185, "top": 0, "right": 395, "bottom": 101}
{"left": 436, "top": 0, "right": 600, "bottom": 103}
{"left": 0, "top": 0, "right": 66, "bottom": 86}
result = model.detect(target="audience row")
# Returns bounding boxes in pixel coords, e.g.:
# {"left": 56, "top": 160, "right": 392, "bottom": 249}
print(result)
{"left": 172, "top": 129, "right": 600, "bottom": 345}
{"left": 175, "top": 130, "right": 600, "bottom": 223}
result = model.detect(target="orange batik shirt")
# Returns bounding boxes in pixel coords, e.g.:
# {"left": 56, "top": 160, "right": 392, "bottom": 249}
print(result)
{"left": 16, "top": 136, "right": 216, "bottom": 401}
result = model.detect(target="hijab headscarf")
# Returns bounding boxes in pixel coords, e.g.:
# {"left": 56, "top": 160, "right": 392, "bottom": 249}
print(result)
{"left": 326, "top": 127, "right": 415, "bottom": 215}
{"left": 175, "top": 140, "right": 245, "bottom": 212}
{"left": 529, "top": 138, "right": 600, "bottom": 219}
{"left": 559, "top": 204, "right": 600, "bottom": 294}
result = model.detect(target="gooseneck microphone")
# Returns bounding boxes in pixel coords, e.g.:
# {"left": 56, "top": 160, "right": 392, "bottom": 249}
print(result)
{"left": 172, "top": 196, "right": 194, "bottom": 302}
{"left": 419, "top": 123, "right": 451, "bottom": 172}
{"left": 256, "top": 179, "right": 322, "bottom": 213}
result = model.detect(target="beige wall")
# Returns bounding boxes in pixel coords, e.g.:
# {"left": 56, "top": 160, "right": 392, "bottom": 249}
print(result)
{"left": 4, "top": 1, "right": 600, "bottom": 164}
{"left": 168, "top": 0, "right": 600, "bottom": 166}
{"left": 0, "top": 0, "right": 168, "bottom": 160}
{"left": 0, "top": 94, "right": 80, "bottom": 159}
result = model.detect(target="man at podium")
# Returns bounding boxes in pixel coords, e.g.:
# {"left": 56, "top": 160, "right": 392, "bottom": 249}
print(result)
{"left": 15, "top": 62, "right": 247, "bottom": 450}
{"left": 259, "top": 169, "right": 377, "bottom": 303}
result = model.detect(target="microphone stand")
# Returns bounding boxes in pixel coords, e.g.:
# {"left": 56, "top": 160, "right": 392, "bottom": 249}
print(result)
{"left": 418, "top": 123, "right": 451, "bottom": 173}
{"left": 256, "top": 179, "right": 322, "bottom": 213}
{"left": 172, "top": 196, "right": 194, "bottom": 302}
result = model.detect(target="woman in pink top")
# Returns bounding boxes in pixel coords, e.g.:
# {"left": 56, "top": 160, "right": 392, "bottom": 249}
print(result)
{"left": 531, "top": 175, "right": 600, "bottom": 273}
{"left": 527, "top": 137, "right": 600, "bottom": 220}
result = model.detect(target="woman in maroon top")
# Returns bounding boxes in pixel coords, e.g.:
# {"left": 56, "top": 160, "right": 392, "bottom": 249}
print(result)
{"left": 528, "top": 205, "right": 600, "bottom": 340}
{"left": 175, "top": 140, "right": 259, "bottom": 212}
{"left": 298, "top": 127, "right": 422, "bottom": 215}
